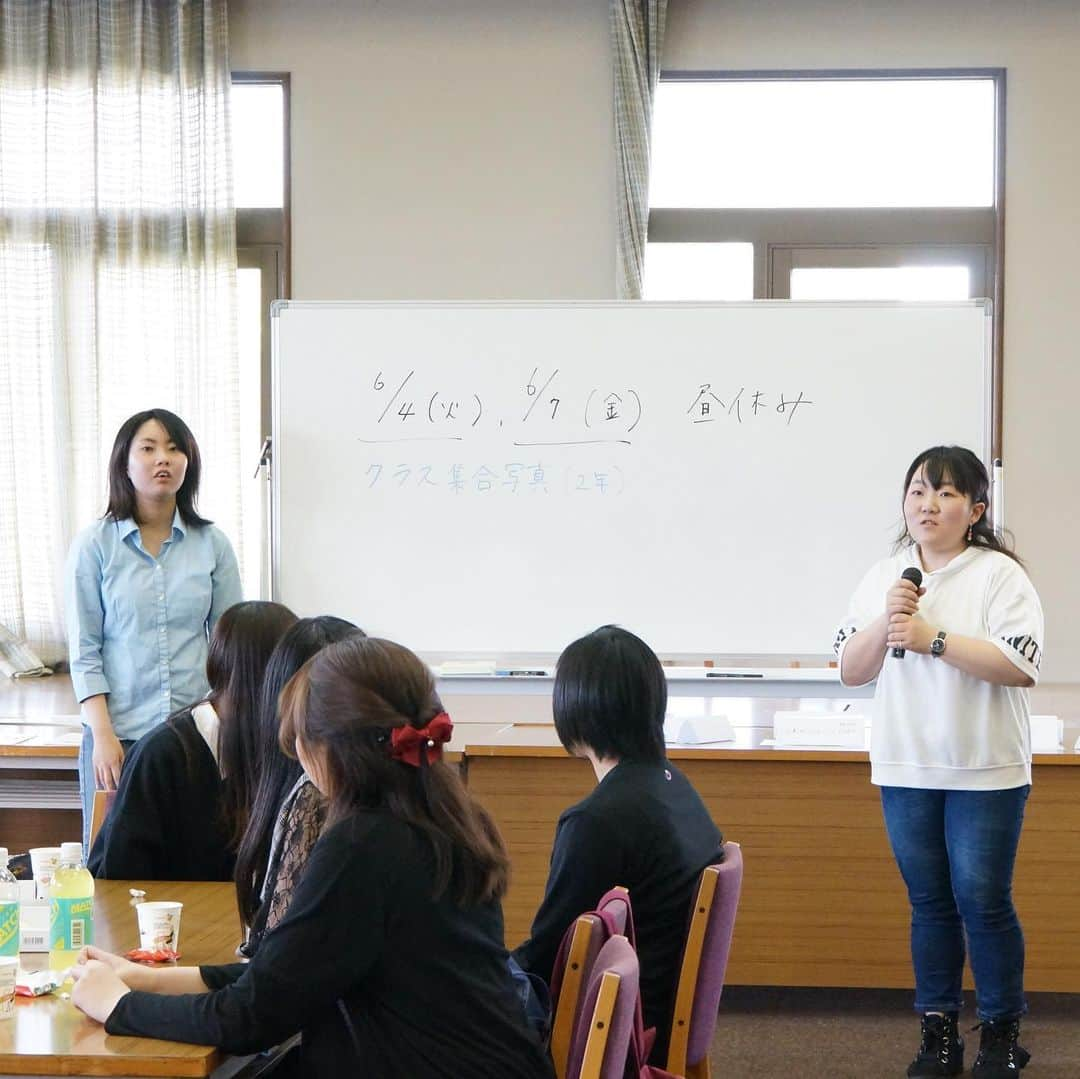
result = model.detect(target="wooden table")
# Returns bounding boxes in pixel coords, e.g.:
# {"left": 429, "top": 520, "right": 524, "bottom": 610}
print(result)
{"left": 0, "top": 880, "right": 243, "bottom": 1077}
{"left": 464, "top": 699, "right": 1080, "bottom": 993}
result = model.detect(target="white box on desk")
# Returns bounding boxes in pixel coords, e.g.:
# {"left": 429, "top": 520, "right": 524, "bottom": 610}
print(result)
{"left": 663, "top": 714, "right": 735, "bottom": 745}
{"left": 19, "top": 897, "right": 49, "bottom": 952}
{"left": 773, "top": 711, "right": 866, "bottom": 749}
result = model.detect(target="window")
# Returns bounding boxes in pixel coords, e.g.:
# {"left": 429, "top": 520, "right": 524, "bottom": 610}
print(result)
{"left": 644, "top": 72, "right": 1003, "bottom": 310}
{"left": 232, "top": 74, "right": 290, "bottom": 599}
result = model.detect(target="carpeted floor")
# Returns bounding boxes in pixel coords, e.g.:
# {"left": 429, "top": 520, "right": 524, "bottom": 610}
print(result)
{"left": 708, "top": 988, "right": 1080, "bottom": 1078}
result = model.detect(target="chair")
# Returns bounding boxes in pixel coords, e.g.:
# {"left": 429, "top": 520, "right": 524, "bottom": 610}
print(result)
{"left": 551, "top": 887, "right": 632, "bottom": 1079}
{"left": 665, "top": 842, "right": 744, "bottom": 1079}
{"left": 88, "top": 789, "right": 117, "bottom": 850}
{"left": 566, "top": 935, "right": 639, "bottom": 1079}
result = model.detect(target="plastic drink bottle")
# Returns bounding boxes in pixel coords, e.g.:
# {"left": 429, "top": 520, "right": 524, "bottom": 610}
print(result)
{"left": 0, "top": 848, "right": 18, "bottom": 958}
{"left": 49, "top": 841, "right": 94, "bottom": 974}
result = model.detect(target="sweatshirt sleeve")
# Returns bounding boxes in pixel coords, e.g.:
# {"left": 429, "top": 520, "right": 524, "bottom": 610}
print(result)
{"left": 834, "top": 560, "right": 887, "bottom": 663}
{"left": 511, "top": 806, "right": 625, "bottom": 985}
{"left": 986, "top": 559, "right": 1044, "bottom": 683}
{"left": 105, "top": 823, "right": 392, "bottom": 1054}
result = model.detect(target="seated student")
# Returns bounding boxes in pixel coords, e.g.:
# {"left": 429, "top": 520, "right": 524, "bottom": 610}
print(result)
{"left": 70, "top": 636, "right": 555, "bottom": 1079}
{"left": 512, "top": 624, "right": 725, "bottom": 1063}
{"left": 234, "top": 615, "right": 364, "bottom": 957}
{"left": 89, "top": 601, "right": 297, "bottom": 881}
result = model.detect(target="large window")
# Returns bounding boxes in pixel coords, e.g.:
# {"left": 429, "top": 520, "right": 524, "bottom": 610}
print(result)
{"left": 644, "top": 72, "right": 1002, "bottom": 309}
{"left": 232, "top": 75, "right": 290, "bottom": 599}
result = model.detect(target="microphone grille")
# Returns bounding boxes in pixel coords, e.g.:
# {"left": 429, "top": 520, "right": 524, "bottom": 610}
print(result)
{"left": 901, "top": 566, "right": 924, "bottom": 587}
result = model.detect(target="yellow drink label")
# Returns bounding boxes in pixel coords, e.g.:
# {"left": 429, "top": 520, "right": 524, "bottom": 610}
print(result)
{"left": 0, "top": 901, "right": 17, "bottom": 956}
{"left": 50, "top": 897, "right": 94, "bottom": 951}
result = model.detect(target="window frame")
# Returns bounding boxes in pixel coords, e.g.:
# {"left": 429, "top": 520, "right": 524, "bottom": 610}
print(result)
{"left": 232, "top": 71, "right": 291, "bottom": 597}
{"left": 648, "top": 68, "right": 1006, "bottom": 455}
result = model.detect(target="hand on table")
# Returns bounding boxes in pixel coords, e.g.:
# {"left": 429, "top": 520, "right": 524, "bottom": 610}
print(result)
{"left": 70, "top": 958, "right": 131, "bottom": 1024}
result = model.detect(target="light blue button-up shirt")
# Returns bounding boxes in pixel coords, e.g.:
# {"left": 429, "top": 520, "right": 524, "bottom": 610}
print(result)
{"left": 65, "top": 511, "right": 242, "bottom": 741}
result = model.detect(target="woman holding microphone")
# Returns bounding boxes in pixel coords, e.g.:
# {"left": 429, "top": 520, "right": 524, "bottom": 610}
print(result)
{"left": 836, "top": 446, "right": 1043, "bottom": 1079}
{"left": 66, "top": 408, "right": 242, "bottom": 851}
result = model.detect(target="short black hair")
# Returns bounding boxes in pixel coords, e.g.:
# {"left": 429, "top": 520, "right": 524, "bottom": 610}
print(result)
{"left": 552, "top": 625, "right": 666, "bottom": 763}
{"left": 105, "top": 408, "right": 210, "bottom": 527}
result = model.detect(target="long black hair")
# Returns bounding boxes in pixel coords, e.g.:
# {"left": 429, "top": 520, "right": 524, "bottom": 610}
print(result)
{"left": 894, "top": 445, "right": 1023, "bottom": 566}
{"left": 105, "top": 408, "right": 210, "bottom": 527}
{"left": 169, "top": 601, "right": 297, "bottom": 847}
{"left": 234, "top": 616, "right": 364, "bottom": 928}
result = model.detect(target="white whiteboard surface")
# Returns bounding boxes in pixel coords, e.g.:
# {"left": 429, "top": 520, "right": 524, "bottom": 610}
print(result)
{"left": 271, "top": 301, "right": 990, "bottom": 657}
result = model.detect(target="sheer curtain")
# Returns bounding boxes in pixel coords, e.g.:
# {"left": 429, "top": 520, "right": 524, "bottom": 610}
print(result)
{"left": 612, "top": 0, "right": 668, "bottom": 299}
{"left": 0, "top": 0, "right": 241, "bottom": 664}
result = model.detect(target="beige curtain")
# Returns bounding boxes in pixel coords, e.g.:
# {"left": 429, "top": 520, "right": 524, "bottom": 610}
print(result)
{"left": 0, "top": 0, "right": 240, "bottom": 663}
{"left": 612, "top": 0, "right": 668, "bottom": 299}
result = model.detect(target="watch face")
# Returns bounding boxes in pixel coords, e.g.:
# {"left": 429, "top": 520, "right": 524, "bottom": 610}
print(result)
{"left": 931, "top": 636, "right": 945, "bottom": 655}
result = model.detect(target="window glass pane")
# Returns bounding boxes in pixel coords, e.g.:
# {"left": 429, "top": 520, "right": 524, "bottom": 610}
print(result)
{"left": 237, "top": 268, "right": 264, "bottom": 597}
{"left": 651, "top": 79, "right": 995, "bottom": 209}
{"left": 232, "top": 83, "right": 284, "bottom": 208}
{"left": 789, "top": 266, "right": 971, "bottom": 301}
{"left": 643, "top": 242, "right": 753, "bottom": 300}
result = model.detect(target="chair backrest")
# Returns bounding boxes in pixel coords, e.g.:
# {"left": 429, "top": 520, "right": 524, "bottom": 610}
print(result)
{"left": 567, "top": 935, "right": 639, "bottom": 1079}
{"left": 88, "top": 788, "right": 117, "bottom": 850}
{"left": 550, "top": 885, "right": 635, "bottom": 1079}
{"left": 666, "top": 841, "right": 744, "bottom": 1075}
{"left": 551, "top": 913, "right": 606, "bottom": 1079}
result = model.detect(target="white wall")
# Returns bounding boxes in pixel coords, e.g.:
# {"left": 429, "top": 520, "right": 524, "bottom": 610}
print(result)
{"left": 230, "top": 0, "right": 1080, "bottom": 680}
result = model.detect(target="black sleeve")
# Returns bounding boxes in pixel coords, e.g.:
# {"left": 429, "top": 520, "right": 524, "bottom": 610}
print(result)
{"left": 511, "top": 807, "right": 626, "bottom": 984}
{"left": 91, "top": 729, "right": 181, "bottom": 880}
{"left": 105, "top": 824, "right": 393, "bottom": 1054}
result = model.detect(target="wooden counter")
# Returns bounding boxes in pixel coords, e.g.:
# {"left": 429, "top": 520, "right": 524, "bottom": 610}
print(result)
{"left": 0, "top": 880, "right": 242, "bottom": 1077}
{"left": 463, "top": 705, "right": 1080, "bottom": 993}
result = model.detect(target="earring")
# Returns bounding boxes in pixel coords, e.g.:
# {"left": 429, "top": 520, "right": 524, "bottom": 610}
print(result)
{"left": 967, "top": 524, "right": 973, "bottom": 543}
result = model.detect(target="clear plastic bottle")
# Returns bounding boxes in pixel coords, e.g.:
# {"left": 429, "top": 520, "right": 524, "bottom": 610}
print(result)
{"left": 49, "top": 841, "right": 94, "bottom": 974}
{"left": 0, "top": 847, "right": 18, "bottom": 958}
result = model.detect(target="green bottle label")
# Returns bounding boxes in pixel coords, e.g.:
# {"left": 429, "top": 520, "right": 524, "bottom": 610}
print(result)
{"left": 0, "top": 901, "right": 18, "bottom": 956}
{"left": 50, "top": 897, "right": 94, "bottom": 951}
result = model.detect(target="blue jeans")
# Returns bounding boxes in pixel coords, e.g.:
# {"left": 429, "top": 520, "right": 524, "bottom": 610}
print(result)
{"left": 880, "top": 785, "right": 1030, "bottom": 1022}
{"left": 78, "top": 726, "right": 135, "bottom": 854}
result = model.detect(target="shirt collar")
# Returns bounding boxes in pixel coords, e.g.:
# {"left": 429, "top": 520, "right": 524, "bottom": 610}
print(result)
{"left": 117, "top": 508, "right": 186, "bottom": 542}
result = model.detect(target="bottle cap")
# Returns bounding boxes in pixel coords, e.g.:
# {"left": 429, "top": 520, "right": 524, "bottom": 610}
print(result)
{"left": 60, "top": 842, "right": 83, "bottom": 862}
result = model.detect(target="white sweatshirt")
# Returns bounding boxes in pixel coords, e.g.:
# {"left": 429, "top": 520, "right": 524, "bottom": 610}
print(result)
{"left": 835, "top": 546, "right": 1043, "bottom": 790}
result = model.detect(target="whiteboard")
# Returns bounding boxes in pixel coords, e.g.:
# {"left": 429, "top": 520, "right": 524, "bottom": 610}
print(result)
{"left": 271, "top": 301, "right": 991, "bottom": 657}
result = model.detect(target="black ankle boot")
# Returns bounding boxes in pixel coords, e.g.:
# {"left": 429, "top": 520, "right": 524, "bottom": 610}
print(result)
{"left": 906, "top": 1012, "right": 964, "bottom": 1077}
{"left": 972, "top": 1018, "right": 1031, "bottom": 1077}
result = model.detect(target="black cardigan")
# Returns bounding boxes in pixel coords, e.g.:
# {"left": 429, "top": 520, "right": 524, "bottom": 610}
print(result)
{"left": 89, "top": 710, "right": 233, "bottom": 882}
{"left": 106, "top": 811, "right": 554, "bottom": 1079}
{"left": 512, "top": 760, "right": 724, "bottom": 1061}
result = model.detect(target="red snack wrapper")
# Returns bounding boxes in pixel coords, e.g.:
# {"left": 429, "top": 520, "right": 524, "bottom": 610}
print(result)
{"left": 125, "top": 947, "right": 181, "bottom": 963}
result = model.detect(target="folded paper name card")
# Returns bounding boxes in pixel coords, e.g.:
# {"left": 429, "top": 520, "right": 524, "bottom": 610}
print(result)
{"left": 773, "top": 711, "right": 866, "bottom": 749}
{"left": 1029, "top": 714, "right": 1062, "bottom": 752}
{"left": 663, "top": 714, "right": 735, "bottom": 745}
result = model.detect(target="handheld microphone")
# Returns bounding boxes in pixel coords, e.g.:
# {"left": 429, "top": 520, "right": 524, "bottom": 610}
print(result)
{"left": 892, "top": 567, "right": 924, "bottom": 658}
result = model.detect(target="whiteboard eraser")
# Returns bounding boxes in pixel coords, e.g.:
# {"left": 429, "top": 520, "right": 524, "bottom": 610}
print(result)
{"left": 664, "top": 714, "right": 735, "bottom": 745}
{"left": 774, "top": 711, "right": 866, "bottom": 749}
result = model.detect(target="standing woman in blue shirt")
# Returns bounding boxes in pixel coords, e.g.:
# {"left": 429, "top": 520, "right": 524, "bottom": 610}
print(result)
{"left": 66, "top": 408, "right": 242, "bottom": 851}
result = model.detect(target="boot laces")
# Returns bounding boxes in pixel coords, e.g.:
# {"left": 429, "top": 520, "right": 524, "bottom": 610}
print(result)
{"left": 973, "top": 1019, "right": 1028, "bottom": 1070}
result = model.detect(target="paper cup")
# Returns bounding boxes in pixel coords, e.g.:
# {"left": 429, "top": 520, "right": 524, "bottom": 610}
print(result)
{"left": 136, "top": 902, "right": 182, "bottom": 952}
{"left": 28, "top": 847, "right": 61, "bottom": 900}
{"left": 0, "top": 957, "right": 16, "bottom": 1020}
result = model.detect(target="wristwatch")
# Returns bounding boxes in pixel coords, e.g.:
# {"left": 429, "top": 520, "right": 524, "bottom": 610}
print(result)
{"left": 930, "top": 630, "right": 947, "bottom": 657}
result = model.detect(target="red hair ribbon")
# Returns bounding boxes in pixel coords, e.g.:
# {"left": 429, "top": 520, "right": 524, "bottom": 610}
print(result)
{"left": 390, "top": 712, "right": 454, "bottom": 768}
